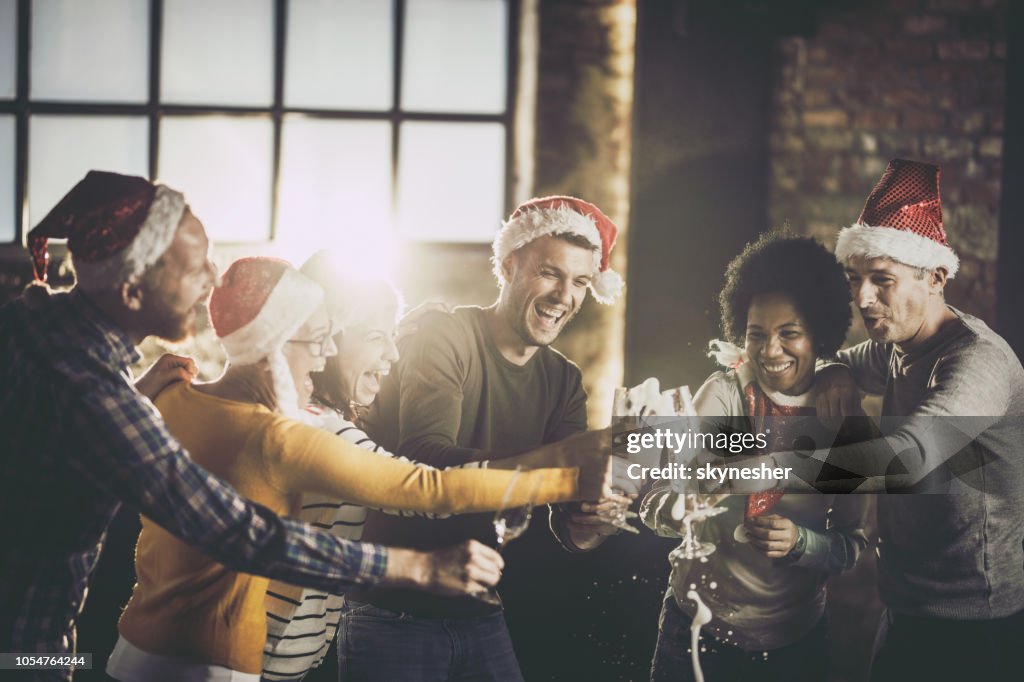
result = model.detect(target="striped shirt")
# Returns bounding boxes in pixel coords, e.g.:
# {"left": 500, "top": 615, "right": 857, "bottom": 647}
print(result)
{"left": 261, "top": 405, "right": 484, "bottom": 680}
{"left": 0, "top": 289, "right": 388, "bottom": 678}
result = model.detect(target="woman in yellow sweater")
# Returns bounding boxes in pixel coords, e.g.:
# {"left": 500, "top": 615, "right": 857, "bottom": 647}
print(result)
{"left": 107, "top": 257, "right": 610, "bottom": 682}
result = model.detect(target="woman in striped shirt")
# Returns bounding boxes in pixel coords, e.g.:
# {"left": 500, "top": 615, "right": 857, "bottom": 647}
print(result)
{"left": 261, "top": 250, "right": 611, "bottom": 680}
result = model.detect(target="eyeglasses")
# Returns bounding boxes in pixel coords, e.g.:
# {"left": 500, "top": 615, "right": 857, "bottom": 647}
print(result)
{"left": 287, "top": 324, "right": 335, "bottom": 357}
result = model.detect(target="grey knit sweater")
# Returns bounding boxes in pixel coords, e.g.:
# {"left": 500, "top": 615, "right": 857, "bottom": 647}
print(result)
{"left": 837, "top": 308, "right": 1024, "bottom": 619}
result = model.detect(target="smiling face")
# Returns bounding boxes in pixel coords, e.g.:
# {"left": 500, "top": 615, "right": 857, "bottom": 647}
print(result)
{"left": 745, "top": 292, "right": 817, "bottom": 396}
{"left": 847, "top": 254, "right": 937, "bottom": 346}
{"left": 139, "top": 209, "right": 218, "bottom": 342}
{"left": 498, "top": 235, "right": 595, "bottom": 348}
{"left": 282, "top": 303, "right": 337, "bottom": 408}
{"left": 330, "top": 305, "right": 400, "bottom": 407}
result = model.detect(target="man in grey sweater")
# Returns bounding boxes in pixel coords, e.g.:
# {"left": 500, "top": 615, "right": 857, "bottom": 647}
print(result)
{"left": 813, "top": 159, "right": 1024, "bottom": 681}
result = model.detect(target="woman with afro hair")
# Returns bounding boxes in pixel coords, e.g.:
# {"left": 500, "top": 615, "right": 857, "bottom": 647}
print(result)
{"left": 642, "top": 232, "right": 871, "bottom": 682}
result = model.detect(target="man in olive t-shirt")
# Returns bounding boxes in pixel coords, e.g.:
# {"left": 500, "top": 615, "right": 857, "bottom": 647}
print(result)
{"left": 340, "top": 196, "right": 627, "bottom": 681}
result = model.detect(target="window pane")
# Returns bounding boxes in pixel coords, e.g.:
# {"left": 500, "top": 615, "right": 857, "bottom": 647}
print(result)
{"left": 159, "top": 116, "right": 273, "bottom": 242}
{"left": 30, "top": 0, "right": 149, "bottom": 103}
{"left": 29, "top": 115, "right": 148, "bottom": 228}
{"left": 161, "top": 0, "right": 273, "bottom": 106}
{"left": 0, "top": 0, "right": 15, "bottom": 99}
{"left": 0, "top": 115, "right": 14, "bottom": 241}
{"left": 285, "top": 0, "right": 392, "bottom": 110}
{"left": 276, "top": 116, "right": 392, "bottom": 264}
{"left": 402, "top": 0, "right": 507, "bottom": 114}
{"left": 397, "top": 122, "right": 505, "bottom": 242}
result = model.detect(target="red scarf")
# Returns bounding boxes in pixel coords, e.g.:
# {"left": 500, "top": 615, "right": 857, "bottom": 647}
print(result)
{"left": 742, "top": 380, "right": 815, "bottom": 519}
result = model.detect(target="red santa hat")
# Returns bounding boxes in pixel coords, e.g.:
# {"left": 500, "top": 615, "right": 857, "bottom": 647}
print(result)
{"left": 492, "top": 195, "right": 624, "bottom": 304}
{"left": 834, "top": 158, "right": 959, "bottom": 278}
{"left": 27, "top": 170, "right": 186, "bottom": 286}
{"left": 209, "top": 257, "right": 324, "bottom": 418}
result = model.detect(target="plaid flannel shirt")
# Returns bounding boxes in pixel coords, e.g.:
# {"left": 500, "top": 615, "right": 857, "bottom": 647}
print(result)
{"left": 0, "top": 289, "right": 387, "bottom": 672}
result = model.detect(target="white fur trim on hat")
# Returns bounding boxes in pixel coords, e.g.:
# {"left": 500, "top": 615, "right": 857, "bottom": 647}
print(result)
{"left": 267, "top": 347, "right": 306, "bottom": 421}
{"left": 73, "top": 185, "right": 186, "bottom": 291}
{"left": 219, "top": 267, "right": 323, "bottom": 418}
{"left": 219, "top": 267, "right": 324, "bottom": 366}
{"left": 835, "top": 223, "right": 959, "bottom": 278}
{"left": 492, "top": 205, "right": 624, "bottom": 303}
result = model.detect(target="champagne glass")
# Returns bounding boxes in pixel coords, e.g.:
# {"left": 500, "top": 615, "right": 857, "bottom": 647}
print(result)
{"left": 474, "top": 467, "right": 541, "bottom": 605}
{"left": 668, "top": 493, "right": 727, "bottom": 562}
{"left": 596, "top": 387, "right": 658, "bottom": 534}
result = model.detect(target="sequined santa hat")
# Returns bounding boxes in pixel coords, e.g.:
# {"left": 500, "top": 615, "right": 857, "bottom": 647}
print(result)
{"left": 27, "top": 170, "right": 186, "bottom": 288}
{"left": 835, "top": 158, "right": 959, "bottom": 278}
{"left": 492, "top": 195, "right": 624, "bottom": 304}
{"left": 209, "top": 257, "right": 324, "bottom": 420}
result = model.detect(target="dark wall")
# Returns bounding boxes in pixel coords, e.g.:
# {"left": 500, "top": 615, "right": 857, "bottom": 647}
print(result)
{"left": 997, "top": 0, "right": 1024, "bottom": 358}
{"left": 625, "top": 0, "right": 775, "bottom": 390}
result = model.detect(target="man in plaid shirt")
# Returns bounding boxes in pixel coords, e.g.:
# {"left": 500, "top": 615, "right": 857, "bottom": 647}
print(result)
{"left": 0, "top": 171, "right": 502, "bottom": 679}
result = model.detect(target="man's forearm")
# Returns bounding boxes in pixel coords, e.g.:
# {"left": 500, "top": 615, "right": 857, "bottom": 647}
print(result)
{"left": 397, "top": 436, "right": 490, "bottom": 468}
{"left": 380, "top": 547, "right": 430, "bottom": 588}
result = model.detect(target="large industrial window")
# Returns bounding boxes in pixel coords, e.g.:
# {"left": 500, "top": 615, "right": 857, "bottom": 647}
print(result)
{"left": 0, "top": 0, "right": 516, "bottom": 263}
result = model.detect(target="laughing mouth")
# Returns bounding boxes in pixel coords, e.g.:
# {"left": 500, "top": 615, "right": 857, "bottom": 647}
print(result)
{"left": 535, "top": 303, "right": 567, "bottom": 326}
{"left": 364, "top": 367, "right": 390, "bottom": 384}
{"left": 761, "top": 361, "right": 794, "bottom": 375}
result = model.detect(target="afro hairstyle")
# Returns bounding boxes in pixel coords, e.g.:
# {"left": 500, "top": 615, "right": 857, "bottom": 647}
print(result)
{"left": 719, "top": 232, "right": 852, "bottom": 359}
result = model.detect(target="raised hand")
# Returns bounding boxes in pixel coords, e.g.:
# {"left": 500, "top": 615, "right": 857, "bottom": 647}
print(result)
{"left": 134, "top": 353, "right": 197, "bottom": 401}
{"left": 424, "top": 540, "right": 504, "bottom": 596}
{"left": 387, "top": 540, "right": 504, "bottom": 597}
{"left": 814, "top": 364, "right": 864, "bottom": 419}
{"left": 570, "top": 492, "right": 639, "bottom": 534}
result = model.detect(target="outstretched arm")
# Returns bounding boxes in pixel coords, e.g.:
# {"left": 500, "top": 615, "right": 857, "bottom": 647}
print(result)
{"left": 706, "top": 340, "right": 1012, "bottom": 488}
{"left": 70, "top": 383, "right": 387, "bottom": 594}
{"left": 266, "top": 418, "right": 604, "bottom": 513}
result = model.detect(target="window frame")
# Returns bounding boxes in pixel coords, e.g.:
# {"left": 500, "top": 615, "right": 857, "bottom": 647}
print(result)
{"left": 0, "top": 0, "right": 519, "bottom": 258}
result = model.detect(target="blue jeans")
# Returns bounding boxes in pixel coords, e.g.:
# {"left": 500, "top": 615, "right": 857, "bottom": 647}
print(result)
{"left": 650, "top": 595, "right": 829, "bottom": 682}
{"left": 337, "top": 601, "right": 525, "bottom": 682}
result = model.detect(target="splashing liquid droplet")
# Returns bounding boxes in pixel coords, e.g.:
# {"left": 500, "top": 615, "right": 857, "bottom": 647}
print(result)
{"left": 687, "top": 589, "right": 712, "bottom": 682}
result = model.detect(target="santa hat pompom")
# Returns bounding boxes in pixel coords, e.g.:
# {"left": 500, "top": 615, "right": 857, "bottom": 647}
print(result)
{"left": 590, "top": 266, "right": 624, "bottom": 304}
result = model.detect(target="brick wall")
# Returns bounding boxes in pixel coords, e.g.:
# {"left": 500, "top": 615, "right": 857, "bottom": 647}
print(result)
{"left": 768, "top": 0, "right": 1007, "bottom": 325}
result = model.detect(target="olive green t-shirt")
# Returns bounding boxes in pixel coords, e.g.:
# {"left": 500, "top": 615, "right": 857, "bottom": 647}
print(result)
{"left": 356, "top": 306, "right": 587, "bottom": 617}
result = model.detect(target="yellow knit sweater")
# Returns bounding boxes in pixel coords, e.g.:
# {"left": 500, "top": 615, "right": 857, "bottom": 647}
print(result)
{"left": 117, "top": 383, "right": 578, "bottom": 673}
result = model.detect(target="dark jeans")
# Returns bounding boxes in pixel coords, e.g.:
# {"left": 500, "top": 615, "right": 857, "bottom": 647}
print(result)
{"left": 337, "top": 601, "right": 524, "bottom": 682}
{"left": 870, "top": 607, "right": 1024, "bottom": 682}
{"left": 650, "top": 595, "right": 829, "bottom": 682}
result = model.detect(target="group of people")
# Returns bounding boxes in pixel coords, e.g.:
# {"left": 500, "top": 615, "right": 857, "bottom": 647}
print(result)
{"left": 0, "top": 157, "right": 1021, "bottom": 682}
